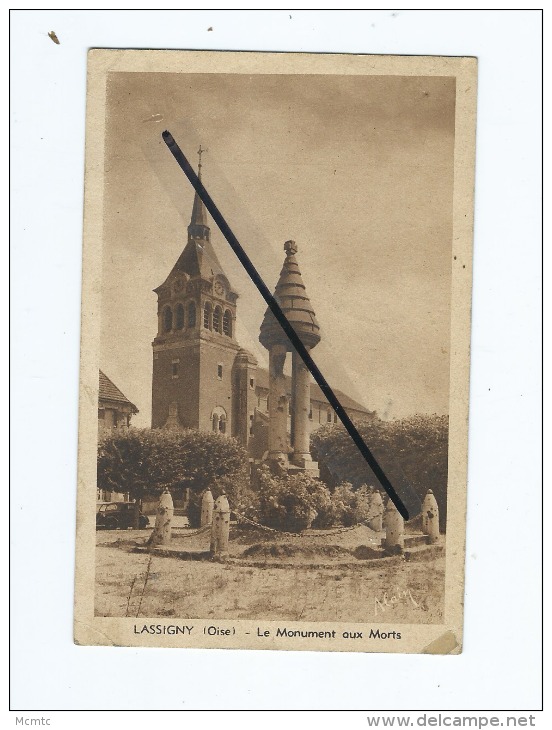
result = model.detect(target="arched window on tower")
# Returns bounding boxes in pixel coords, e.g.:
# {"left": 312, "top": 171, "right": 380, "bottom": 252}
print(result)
{"left": 187, "top": 301, "right": 196, "bottom": 327}
{"left": 211, "top": 406, "right": 227, "bottom": 435}
{"left": 175, "top": 303, "right": 184, "bottom": 330}
{"left": 203, "top": 301, "right": 212, "bottom": 330}
{"left": 213, "top": 306, "right": 222, "bottom": 334}
{"left": 327, "top": 408, "right": 332, "bottom": 423}
{"left": 223, "top": 310, "right": 232, "bottom": 337}
{"left": 163, "top": 306, "right": 173, "bottom": 333}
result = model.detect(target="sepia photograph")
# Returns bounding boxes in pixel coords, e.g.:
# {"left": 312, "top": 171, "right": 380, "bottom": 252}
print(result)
{"left": 10, "top": 7, "right": 543, "bottom": 715}
{"left": 75, "top": 50, "right": 477, "bottom": 653}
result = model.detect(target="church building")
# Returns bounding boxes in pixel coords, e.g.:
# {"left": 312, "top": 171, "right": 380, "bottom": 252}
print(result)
{"left": 151, "top": 152, "right": 372, "bottom": 464}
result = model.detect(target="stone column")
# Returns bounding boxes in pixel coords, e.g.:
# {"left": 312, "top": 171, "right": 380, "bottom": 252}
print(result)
{"left": 383, "top": 499, "right": 404, "bottom": 553}
{"left": 210, "top": 494, "right": 230, "bottom": 558}
{"left": 291, "top": 349, "right": 312, "bottom": 467}
{"left": 201, "top": 488, "right": 214, "bottom": 526}
{"left": 367, "top": 491, "right": 384, "bottom": 532}
{"left": 423, "top": 490, "right": 440, "bottom": 544}
{"left": 268, "top": 344, "right": 289, "bottom": 464}
{"left": 149, "top": 489, "right": 173, "bottom": 547}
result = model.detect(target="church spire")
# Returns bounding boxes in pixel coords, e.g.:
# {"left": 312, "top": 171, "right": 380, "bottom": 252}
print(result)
{"left": 188, "top": 145, "right": 209, "bottom": 237}
{"left": 161, "top": 143, "right": 229, "bottom": 282}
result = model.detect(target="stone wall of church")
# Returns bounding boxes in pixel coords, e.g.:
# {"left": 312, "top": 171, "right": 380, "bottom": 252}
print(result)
{"left": 151, "top": 343, "right": 201, "bottom": 429}
{"left": 197, "top": 339, "right": 240, "bottom": 434}
{"left": 232, "top": 356, "right": 258, "bottom": 447}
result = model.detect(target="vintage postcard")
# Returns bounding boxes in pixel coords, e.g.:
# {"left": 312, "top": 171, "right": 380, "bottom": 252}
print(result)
{"left": 75, "top": 50, "right": 477, "bottom": 653}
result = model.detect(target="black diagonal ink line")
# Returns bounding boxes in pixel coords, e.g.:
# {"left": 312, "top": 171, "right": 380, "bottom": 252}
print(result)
{"left": 162, "top": 131, "right": 419, "bottom": 520}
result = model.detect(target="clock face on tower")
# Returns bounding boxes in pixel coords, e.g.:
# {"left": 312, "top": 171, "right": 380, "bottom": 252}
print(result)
{"left": 214, "top": 281, "right": 224, "bottom": 296}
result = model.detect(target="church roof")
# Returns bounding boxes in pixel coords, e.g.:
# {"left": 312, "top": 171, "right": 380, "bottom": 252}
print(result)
{"left": 259, "top": 240, "right": 321, "bottom": 350}
{"left": 171, "top": 237, "right": 227, "bottom": 280}
{"left": 254, "top": 367, "right": 373, "bottom": 416}
{"left": 99, "top": 370, "right": 138, "bottom": 412}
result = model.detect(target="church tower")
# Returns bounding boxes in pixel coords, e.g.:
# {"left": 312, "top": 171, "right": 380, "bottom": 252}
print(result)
{"left": 151, "top": 148, "right": 244, "bottom": 436}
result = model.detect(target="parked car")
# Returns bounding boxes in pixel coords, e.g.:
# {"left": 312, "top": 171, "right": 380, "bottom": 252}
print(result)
{"left": 96, "top": 502, "right": 149, "bottom": 530}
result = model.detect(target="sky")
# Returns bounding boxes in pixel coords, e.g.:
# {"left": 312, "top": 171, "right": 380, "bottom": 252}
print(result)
{"left": 100, "top": 71, "right": 456, "bottom": 427}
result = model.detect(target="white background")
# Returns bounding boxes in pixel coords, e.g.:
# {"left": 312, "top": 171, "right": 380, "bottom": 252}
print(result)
{"left": 10, "top": 7, "right": 542, "bottom": 714}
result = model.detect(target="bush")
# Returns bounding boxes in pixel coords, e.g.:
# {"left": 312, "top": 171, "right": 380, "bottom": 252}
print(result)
{"left": 326, "top": 482, "right": 355, "bottom": 527}
{"left": 97, "top": 427, "right": 249, "bottom": 509}
{"left": 255, "top": 465, "right": 334, "bottom": 532}
{"left": 329, "top": 482, "right": 379, "bottom": 527}
{"left": 250, "top": 470, "right": 382, "bottom": 532}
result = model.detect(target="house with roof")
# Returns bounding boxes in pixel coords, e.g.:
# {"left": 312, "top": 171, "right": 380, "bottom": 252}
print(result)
{"left": 97, "top": 371, "right": 139, "bottom": 502}
{"left": 98, "top": 370, "right": 139, "bottom": 432}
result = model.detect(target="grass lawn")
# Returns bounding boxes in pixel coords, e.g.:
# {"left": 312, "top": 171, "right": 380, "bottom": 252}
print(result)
{"left": 96, "top": 526, "right": 445, "bottom": 624}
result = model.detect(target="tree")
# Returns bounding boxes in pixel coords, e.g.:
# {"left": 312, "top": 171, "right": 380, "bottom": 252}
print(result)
{"left": 97, "top": 427, "right": 249, "bottom": 505}
{"left": 311, "top": 414, "right": 449, "bottom": 530}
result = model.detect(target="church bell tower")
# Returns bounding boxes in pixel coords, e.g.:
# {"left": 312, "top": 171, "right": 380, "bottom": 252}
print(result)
{"left": 151, "top": 148, "right": 243, "bottom": 434}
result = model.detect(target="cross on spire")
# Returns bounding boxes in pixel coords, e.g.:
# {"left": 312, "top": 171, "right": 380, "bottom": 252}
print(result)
{"left": 197, "top": 145, "right": 206, "bottom": 177}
